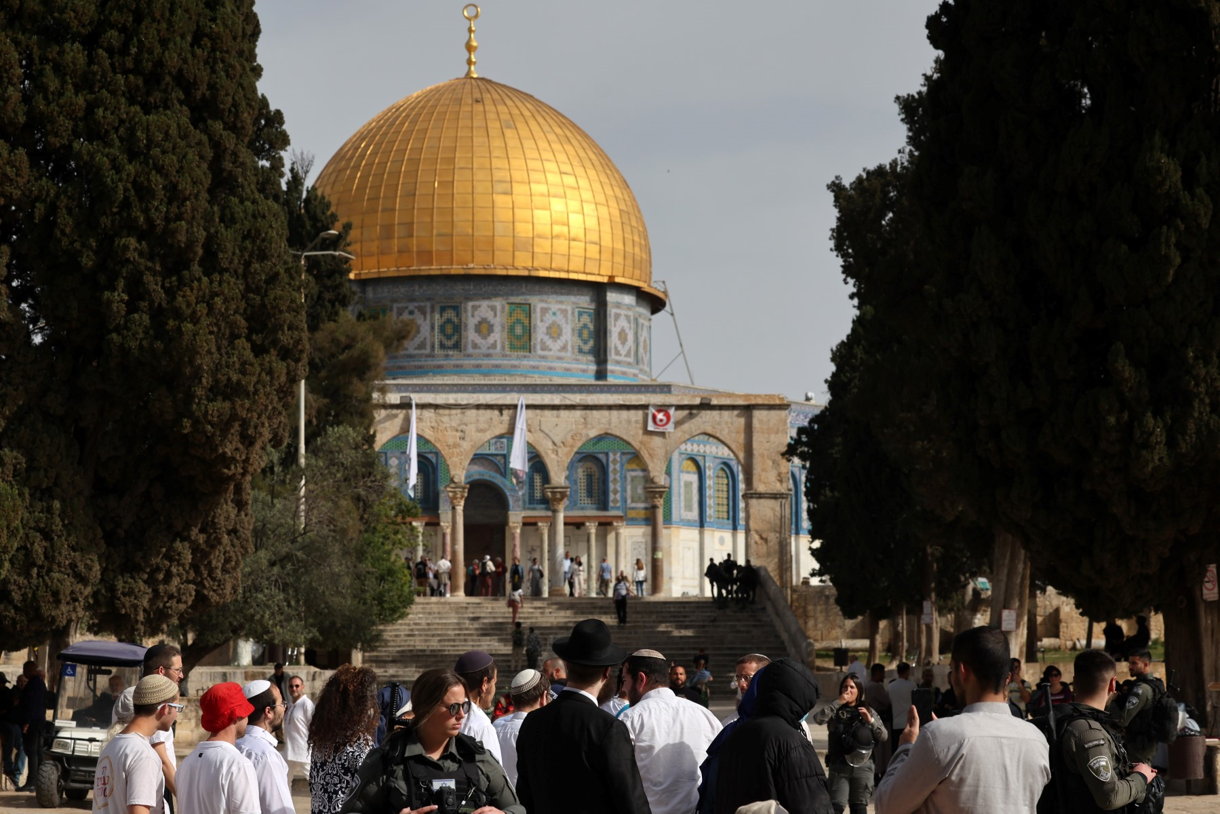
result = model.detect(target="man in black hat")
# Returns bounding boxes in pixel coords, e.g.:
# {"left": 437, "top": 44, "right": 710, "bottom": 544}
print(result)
{"left": 515, "top": 618, "right": 652, "bottom": 814}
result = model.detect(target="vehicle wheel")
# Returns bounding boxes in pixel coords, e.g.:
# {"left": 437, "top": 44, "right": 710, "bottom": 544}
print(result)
{"left": 66, "top": 787, "right": 89, "bottom": 801}
{"left": 35, "top": 761, "right": 62, "bottom": 808}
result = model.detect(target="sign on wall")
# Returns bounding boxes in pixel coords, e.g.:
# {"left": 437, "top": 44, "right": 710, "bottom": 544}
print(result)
{"left": 647, "top": 406, "right": 675, "bottom": 432}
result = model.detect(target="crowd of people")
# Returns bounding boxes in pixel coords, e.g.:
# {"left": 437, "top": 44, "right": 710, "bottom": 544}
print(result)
{"left": 403, "top": 551, "right": 651, "bottom": 604}
{"left": 0, "top": 660, "right": 48, "bottom": 791}
{"left": 703, "top": 555, "right": 759, "bottom": 604}
{"left": 0, "top": 618, "right": 1173, "bottom": 814}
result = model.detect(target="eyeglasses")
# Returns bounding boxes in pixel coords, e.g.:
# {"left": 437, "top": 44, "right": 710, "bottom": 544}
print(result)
{"left": 444, "top": 700, "right": 472, "bottom": 717}
{"left": 735, "top": 674, "right": 755, "bottom": 686}
{"left": 164, "top": 667, "right": 184, "bottom": 677}
{"left": 165, "top": 703, "right": 185, "bottom": 711}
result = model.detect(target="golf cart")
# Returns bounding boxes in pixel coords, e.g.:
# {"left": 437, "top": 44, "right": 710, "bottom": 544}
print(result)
{"left": 36, "top": 640, "right": 146, "bottom": 807}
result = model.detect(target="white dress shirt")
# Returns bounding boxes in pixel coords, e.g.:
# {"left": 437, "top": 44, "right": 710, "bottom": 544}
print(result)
{"left": 619, "top": 687, "right": 722, "bottom": 814}
{"left": 491, "top": 710, "right": 530, "bottom": 786}
{"left": 460, "top": 703, "right": 503, "bottom": 764}
{"left": 283, "top": 694, "right": 314, "bottom": 764}
{"left": 874, "top": 701, "right": 1050, "bottom": 814}
{"left": 235, "top": 725, "right": 294, "bottom": 814}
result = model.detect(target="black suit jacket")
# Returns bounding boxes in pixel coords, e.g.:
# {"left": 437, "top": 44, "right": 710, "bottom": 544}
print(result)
{"left": 515, "top": 688, "right": 652, "bottom": 814}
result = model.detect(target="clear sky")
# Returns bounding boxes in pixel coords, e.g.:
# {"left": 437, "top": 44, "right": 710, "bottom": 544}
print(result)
{"left": 253, "top": 1, "right": 937, "bottom": 401}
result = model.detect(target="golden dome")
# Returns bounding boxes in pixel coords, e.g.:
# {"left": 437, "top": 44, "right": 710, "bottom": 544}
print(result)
{"left": 315, "top": 76, "right": 663, "bottom": 310}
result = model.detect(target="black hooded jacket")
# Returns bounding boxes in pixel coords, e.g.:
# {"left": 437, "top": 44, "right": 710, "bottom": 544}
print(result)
{"left": 714, "top": 658, "right": 833, "bottom": 814}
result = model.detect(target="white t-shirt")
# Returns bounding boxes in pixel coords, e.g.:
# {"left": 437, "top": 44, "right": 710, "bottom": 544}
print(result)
{"left": 235, "top": 725, "right": 294, "bottom": 814}
{"left": 150, "top": 728, "right": 176, "bottom": 769}
{"left": 459, "top": 704, "right": 503, "bottom": 764}
{"left": 888, "top": 677, "right": 917, "bottom": 731}
{"left": 93, "top": 733, "right": 164, "bottom": 814}
{"left": 283, "top": 694, "right": 314, "bottom": 764}
{"left": 176, "top": 740, "right": 260, "bottom": 814}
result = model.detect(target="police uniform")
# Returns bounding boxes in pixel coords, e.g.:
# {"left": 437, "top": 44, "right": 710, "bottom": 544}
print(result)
{"left": 340, "top": 729, "right": 523, "bottom": 814}
{"left": 1107, "top": 677, "right": 1160, "bottom": 765}
{"left": 1053, "top": 704, "right": 1147, "bottom": 812}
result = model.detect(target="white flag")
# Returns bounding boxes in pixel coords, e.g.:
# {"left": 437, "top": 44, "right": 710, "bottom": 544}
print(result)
{"left": 510, "top": 396, "right": 528, "bottom": 486}
{"left": 406, "top": 396, "right": 418, "bottom": 498}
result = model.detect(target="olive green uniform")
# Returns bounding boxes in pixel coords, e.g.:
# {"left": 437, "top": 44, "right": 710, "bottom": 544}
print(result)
{"left": 1108, "top": 679, "right": 1156, "bottom": 765}
{"left": 1058, "top": 713, "right": 1146, "bottom": 811}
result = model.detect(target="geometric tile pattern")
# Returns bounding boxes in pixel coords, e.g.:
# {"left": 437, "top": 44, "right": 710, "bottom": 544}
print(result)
{"left": 536, "top": 305, "right": 572, "bottom": 355}
{"left": 610, "top": 309, "right": 634, "bottom": 362}
{"left": 396, "top": 303, "right": 431, "bottom": 354}
{"left": 608, "top": 451, "right": 622, "bottom": 508}
{"left": 435, "top": 304, "right": 462, "bottom": 353}
{"left": 575, "top": 308, "right": 596, "bottom": 356}
{"left": 507, "top": 303, "right": 531, "bottom": 353}
{"left": 466, "top": 301, "right": 503, "bottom": 353}
{"left": 576, "top": 435, "right": 639, "bottom": 453}
{"left": 637, "top": 316, "right": 651, "bottom": 373}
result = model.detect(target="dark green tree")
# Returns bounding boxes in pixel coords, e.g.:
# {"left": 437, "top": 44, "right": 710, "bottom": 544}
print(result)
{"left": 790, "top": 160, "right": 985, "bottom": 661}
{"left": 0, "top": 1, "right": 306, "bottom": 645}
{"left": 177, "top": 425, "right": 416, "bottom": 673}
{"left": 878, "top": 0, "right": 1220, "bottom": 703}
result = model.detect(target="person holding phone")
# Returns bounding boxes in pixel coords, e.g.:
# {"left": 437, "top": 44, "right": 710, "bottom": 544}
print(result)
{"left": 812, "top": 674, "right": 889, "bottom": 814}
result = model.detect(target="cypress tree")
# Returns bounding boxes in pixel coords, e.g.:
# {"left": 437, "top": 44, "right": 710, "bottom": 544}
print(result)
{"left": 883, "top": 0, "right": 1220, "bottom": 700}
{"left": 0, "top": 1, "right": 305, "bottom": 643}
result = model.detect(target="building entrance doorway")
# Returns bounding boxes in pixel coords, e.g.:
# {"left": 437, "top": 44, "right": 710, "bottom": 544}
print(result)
{"left": 465, "top": 480, "right": 508, "bottom": 596}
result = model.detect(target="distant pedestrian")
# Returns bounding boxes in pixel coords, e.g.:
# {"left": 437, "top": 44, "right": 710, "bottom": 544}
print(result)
{"left": 613, "top": 571, "right": 633, "bottom": 625}
{"left": 436, "top": 554, "right": 452, "bottom": 596}
{"left": 634, "top": 558, "right": 647, "bottom": 596}
{"left": 15, "top": 661, "right": 45, "bottom": 793}
{"left": 508, "top": 586, "right": 524, "bottom": 624}
{"left": 525, "top": 627, "right": 543, "bottom": 671}
{"left": 511, "top": 622, "right": 526, "bottom": 671}
{"left": 528, "top": 557, "right": 544, "bottom": 597}
{"left": 283, "top": 675, "right": 314, "bottom": 783}
{"left": 598, "top": 557, "right": 613, "bottom": 596}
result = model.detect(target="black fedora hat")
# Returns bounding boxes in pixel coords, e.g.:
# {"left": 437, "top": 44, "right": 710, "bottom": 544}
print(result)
{"left": 552, "top": 618, "right": 627, "bottom": 667}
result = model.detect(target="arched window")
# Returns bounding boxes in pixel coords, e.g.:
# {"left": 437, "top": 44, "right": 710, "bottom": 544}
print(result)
{"left": 415, "top": 458, "right": 438, "bottom": 514}
{"left": 680, "top": 458, "right": 702, "bottom": 523}
{"left": 527, "top": 460, "right": 549, "bottom": 507}
{"left": 714, "top": 466, "right": 732, "bottom": 523}
{"left": 576, "top": 457, "right": 605, "bottom": 508}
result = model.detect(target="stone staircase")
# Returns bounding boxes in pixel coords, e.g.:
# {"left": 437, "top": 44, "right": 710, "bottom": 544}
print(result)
{"left": 362, "top": 596, "right": 790, "bottom": 691}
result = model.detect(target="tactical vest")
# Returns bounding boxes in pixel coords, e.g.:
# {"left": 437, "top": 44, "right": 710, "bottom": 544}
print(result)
{"left": 1037, "top": 703, "right": 1129, "bottom": 814}
{"left": 379, "top": 731, "right": 487, "bottom": 813}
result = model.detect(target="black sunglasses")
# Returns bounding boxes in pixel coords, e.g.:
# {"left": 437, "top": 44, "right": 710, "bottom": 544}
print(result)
{"left": 444, "top": 699, "right": 472, "bottom": 717}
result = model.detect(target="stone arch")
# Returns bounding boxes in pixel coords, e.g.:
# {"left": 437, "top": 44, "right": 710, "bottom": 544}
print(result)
{"left": 665, "top": 434, "right": 742, "bottom": 529}
{"left": 377, "top": 432, "right": 451, "bottom": 515}
{"left": 565, "top": 433, "right": 651, "bottom": 514}
{"left": 556, "top": 430, "right": 664, "bottom": 481}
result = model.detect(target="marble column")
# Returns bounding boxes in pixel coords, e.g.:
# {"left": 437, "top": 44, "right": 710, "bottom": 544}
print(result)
{"left": 445, "top": 482, "right": 469, "bottom": 597}
{"left": 584, "top": 521, "right": 599, "bottom": 596}
{"left": 411, "top": 521, "right": 425, "bottom": 563}
{"left": 440, "top": 520, "right": 452, "bottom": 561}
{"left": 544, "top": 485, "right": 570, "bottom": 597}
{"left": 645, "top": 482, "right": 669, "bottom": 597}
{"left": 536, "top": 520, "right": 550, "bottom": 598}
{"left": 508, "top": 520, "right": 522, "bottom": 596}
{"left": 611, "top": 521, "right": 626, "bottom": 582}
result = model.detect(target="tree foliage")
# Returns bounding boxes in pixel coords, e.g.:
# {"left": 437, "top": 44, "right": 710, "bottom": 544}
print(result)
{"left": 820, "top": 0, "right": 1220, "bottom": 699}
{"left": 789, "top": 160, "right": 984, "bottom": 620}
{"left": 178, "top": 425, "right": 416, "bottom": 672}
{"left": 0, "top": 1, "right": 305, "bottom": 646}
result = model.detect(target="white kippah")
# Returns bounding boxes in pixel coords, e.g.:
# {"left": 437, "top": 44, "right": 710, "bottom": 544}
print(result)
{"left": 630, "top": 649, "right": 666, "bottom": 660}
{"left": 242, "top": 679, "right": 272, "bottom": 699}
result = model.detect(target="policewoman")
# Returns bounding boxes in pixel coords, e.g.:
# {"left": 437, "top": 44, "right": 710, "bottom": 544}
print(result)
{"left": 340, "top": 668, "right": 523, "bottom": 814}
{"left": 812, "top": 674, "right": 889, "bottom": 814}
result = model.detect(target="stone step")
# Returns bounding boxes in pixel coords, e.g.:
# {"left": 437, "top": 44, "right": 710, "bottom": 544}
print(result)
{"left": 361, "top": 596, "right": 788, "bottom": 687}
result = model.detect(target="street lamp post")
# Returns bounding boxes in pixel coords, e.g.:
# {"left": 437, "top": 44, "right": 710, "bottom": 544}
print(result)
{"left": 294, "top": 230, "right": 355, "bottom": 530}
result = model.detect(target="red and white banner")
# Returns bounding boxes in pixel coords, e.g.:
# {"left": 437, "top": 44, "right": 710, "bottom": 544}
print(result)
{"left": 647, "top": 406, "right": 675, "bottom": 432}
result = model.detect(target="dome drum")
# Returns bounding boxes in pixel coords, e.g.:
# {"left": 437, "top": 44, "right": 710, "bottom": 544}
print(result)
{"left": 361, "top": 275, "right": 653, "bottom": 381}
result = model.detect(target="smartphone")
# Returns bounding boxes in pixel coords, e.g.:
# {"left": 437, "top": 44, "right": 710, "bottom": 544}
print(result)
{"left": 913, "top": 687, "right": 935, "bottom": 725}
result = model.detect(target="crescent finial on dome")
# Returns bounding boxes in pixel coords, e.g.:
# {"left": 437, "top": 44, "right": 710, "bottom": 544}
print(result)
{"left": 463, "top": 4, "right": 480, "bottom": 78}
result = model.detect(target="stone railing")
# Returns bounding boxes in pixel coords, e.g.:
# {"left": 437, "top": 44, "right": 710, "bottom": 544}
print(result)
{"left": 755, "top": 565, "right": 815, "bottom": 669}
